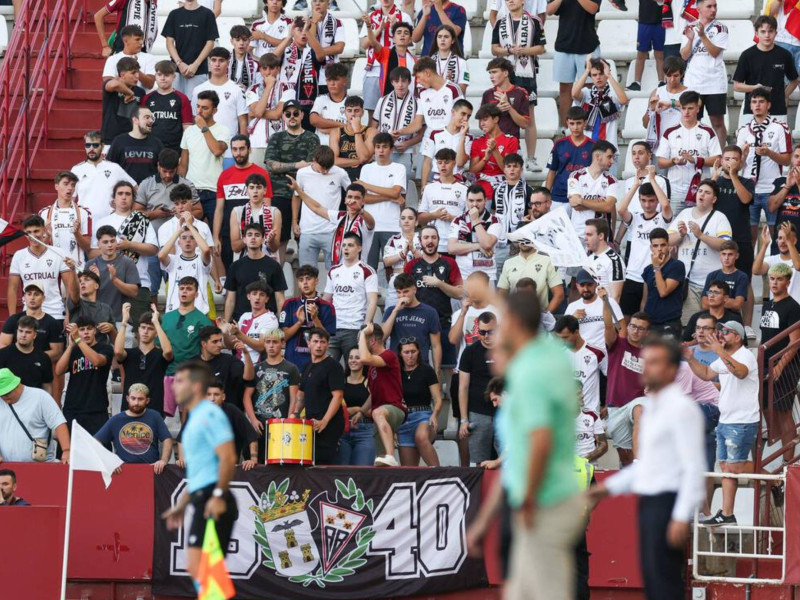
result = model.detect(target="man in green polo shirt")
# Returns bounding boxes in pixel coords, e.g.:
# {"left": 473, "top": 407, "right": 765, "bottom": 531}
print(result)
{"left": 497, "top": 238, "right": 564, "bottom": 315}
{"left": 161, "top": 275, "right": 212, "bottom": 417}
{"left": 466, "top": 290, "right": 584, "bottom": 598}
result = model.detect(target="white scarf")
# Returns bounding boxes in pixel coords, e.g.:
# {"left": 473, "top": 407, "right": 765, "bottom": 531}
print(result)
{"left": 317, "top": 11, "right": 339, "bottom": 66}
{"left": 377, "top": 91, "right": 416, "bottom": 142}
{"left": 120, "top": 0, "right": 158, "bottom": 53}
{"left": 496, "top": 12, "right": 537, "bottom": 79}
{"left": 435, "top": 52, "right": 462, "bottom": 86}
{"left": 494, "top": 181, "right": 528, "bottom": 237}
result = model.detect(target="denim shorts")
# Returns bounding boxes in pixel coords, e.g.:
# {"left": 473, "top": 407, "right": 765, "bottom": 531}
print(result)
{"left": 397, "top": 409, "right": 432, "bottom": 447}
{"left": 716, "top": 422, "right": 758, "bottom": 463}
{"left": 749, "top": 192, "right": 776, "bottom": 227}
{"left": 553, "top": 46, "right": 601, "bottom": 83}
{"left": 777, "top": 41, "right": 800, "bottom": 72}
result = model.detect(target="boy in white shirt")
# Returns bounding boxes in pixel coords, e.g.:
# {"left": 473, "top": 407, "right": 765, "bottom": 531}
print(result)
{"left": 250, "top": 0, "right": 293, "bottom": 57}
{"left": 419, "top": 98, "right": 473, "bottom": 186}
{"left": 566, "top": 140, "right": 618, "bottom": 245}
{"left": 246, "top": 53, "right": 293, "bottom": 166}
{"left": 309, "top": 63, "right": 349, "bottom": 146}
{"left": 229, "top": 281, "right": 280, "bottom": 364}
{"left": 39, "top": 171, "right": 93, "bottom": 270}
{"left": 418, "top": 148, "right": 468, "bottom": 253}
{"left": 571, "top": 58, "right": 628, "bottom": 160}
{"left": 228, "top": 25, "right": 263, "bottom": 92}
{"left": 158, "top": 219, "right": 214, "bottom": 314}
{"left": 102, "top": 25, "right": 156, "bottom": 90}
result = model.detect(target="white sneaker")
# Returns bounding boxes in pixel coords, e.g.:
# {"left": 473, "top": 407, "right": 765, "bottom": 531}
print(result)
{"left": 374, "top": 454, "right": 399, "bottom": 467}
{"left": 525, "top": 156, "right": 540, "bottom": 172}
{"left": 745, "top": 326, "right": 757, "bottom": 341}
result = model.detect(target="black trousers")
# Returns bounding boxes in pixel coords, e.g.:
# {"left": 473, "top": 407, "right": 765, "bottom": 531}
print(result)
{"left": 639, "top": 493, "right": 685, "bottom": 600}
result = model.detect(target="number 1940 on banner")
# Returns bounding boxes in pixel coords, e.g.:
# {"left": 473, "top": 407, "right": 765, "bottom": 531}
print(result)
{"left": 153, "top": 467, "right": 488, "bottom": 600}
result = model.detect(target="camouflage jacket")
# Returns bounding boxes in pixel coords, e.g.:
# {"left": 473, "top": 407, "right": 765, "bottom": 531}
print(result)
{"left": 265, "top": 130, "right": 321, "bottom": 199}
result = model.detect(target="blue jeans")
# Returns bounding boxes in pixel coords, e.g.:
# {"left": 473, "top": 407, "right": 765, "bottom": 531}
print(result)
{"left": 299, "top": 231, "right": 332, "bottom": 273}
{"left": 698, "top": 403, "right": 720, "bottom": 471}
{"left": 495, "top": 243, "right": 510, "bottom": 282}
{"left": 468, "top": 411, "right": 498, "bottom": 465}
{"left": 749, "top": 192, "right": 776, "bottom": 227}
{"left": 147, "top": 255, "right": 164, "bottom": 299}
{"left": 778, "top": 42, "right": 800, "bottom": 72}
{"left": 337, "top": 421, "right": 375, "bottom": 465}
{"left": 197, "top": 189, "right": 217, "bottom": 224}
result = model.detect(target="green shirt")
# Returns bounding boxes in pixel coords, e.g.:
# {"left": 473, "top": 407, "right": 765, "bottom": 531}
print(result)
{"left": 160, "top": 308, "right": 212, "bottom": 375}
{"left": 498, "top": 335, "right": 580, "bottom": 508}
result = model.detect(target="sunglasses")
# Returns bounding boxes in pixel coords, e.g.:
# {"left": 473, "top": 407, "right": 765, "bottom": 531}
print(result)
{"left": 478, "top": 329, "right": 495, "bottom": 336}
{"left": 139, "top": 353, "right": 148, "bottom": 371}
{"left": 399, "top": 337, "right": 417, "bottom": 344}
{"left": 85, "top": 142, "right": 102, "bottom": 148}
{"left": 284, "top": 110, "right": 301, "bottom": 117}
{"left": 176, "top": 314, "right": 186, "bottom": 330}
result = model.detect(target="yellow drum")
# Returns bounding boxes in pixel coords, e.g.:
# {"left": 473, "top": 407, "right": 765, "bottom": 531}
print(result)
{"left": 266, "top": 418, "right": 315, "bottom": 465}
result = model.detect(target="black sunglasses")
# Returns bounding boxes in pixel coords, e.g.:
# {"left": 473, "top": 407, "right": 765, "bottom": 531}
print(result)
{"left": 478, "top": 329, "right": 495, "bottom": 336}
{"left": 176, "top": 314, "right": 186, "bottom": 330}
{"left": 85, "top": 142, "right": 102, "bottom": 148}
{"left": 284, "top": 110, "right": 301, "bottom": 117}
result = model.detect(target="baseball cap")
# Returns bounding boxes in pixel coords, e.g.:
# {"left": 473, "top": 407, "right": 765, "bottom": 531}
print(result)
{"left": 0, "top": 368, "right": 21, "bottom": 396}
{"left": 23, "top": 281, "right": 45, "bottom": 294}
{"left": 575, "top": 269, "right": 596, "bottom": 285}
{"left": 283, "top": 100, "right": 303, "bottom": 113}
{"left": 78, "top": 269, "right": 101, "bottom": 285}
{"left": 717, "top": 320, "right": 746, "bottom": 341}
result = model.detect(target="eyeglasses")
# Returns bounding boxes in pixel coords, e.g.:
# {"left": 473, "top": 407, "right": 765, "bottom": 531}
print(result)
{"left": 478, "top": 329, "right": 495, "bottom": 336}
{"left": 284, "top": 110, "right": 301, "bottom": 117}
{"left": 399, "top": 337, "right": 417, "bottom": 345}
{"left": 84, "top": 142, "right": 102, "bottom": 148}
{"left": 176, "top": 314, "right": 186, "bottom": 330}
{"left": 628, "top": 324, "right": 649, "bottom": 332}
{"left": 531, "top": 200, "right": 548, "bottom": 207}
{"left": 695, "top": 326, "right": 716, "bottom": 332}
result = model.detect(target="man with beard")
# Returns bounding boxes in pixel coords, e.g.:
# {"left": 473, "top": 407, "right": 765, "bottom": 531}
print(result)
{"left": 199, "top": 326, "right": 254, "bottom": 411}
{"left": 72, "top": 130, "right": 136, "bottom": 222}
{"left": 107, "top": 106, "right": 165, "bottom": 184}
{"left": 291, "top": 328, "right": 346, "bottom": 465}
{"left": 0, "top": 316, "right": 54, "bottom": 394}
{"left": 264, "top": 101, "right": 321, "bottom": 259}
{"left": 214, "top": 135, "right": 271, "bottom": 267}
{"left": 162, "top": 361, "right": 238, "bottom": 587}
{"left": 94, "top": 383, "right": 173, "bottom": 471}
{"left": 565, "top": 270, "right": 624, "bottom": 351}
{"left": 0, "top": 470, "right": 31, "bottom": 506}
{"left": 498, "top": 234, "right": 563, "bottom": 315}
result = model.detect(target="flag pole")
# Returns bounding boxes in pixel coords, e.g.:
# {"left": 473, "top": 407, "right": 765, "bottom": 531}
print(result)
{"left": 60, "top": 458, "right": 75, "bottom": 600}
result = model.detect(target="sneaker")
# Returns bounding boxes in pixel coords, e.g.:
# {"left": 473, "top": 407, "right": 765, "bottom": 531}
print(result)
{"left": 293, "top": 0, "right": 307, "bottom": 9}
{"left": 745, "top": 326, "right": 757, "bottom": 341}
{"left": 658, "top": 80, "right": 667, "bottom": 87}
{"left": 626, "top": 82, "right": 641, "bottom": 92}
{"left": 610, "top": 0, "right": 628, "bottom": 10}
{"left": 701, "top": 510, "right": 737, "bottom": 527}
{"left": 374, "top": 454, "right": 399, "bottom": 467}
{"left": 330, "top": 0, "right": 339, "bottom": 9}
{"left": 771, "top": 482, "right": 785, "bottom": 508}
{"left": 525, "top": 156, "right": 540, "bottom": 172}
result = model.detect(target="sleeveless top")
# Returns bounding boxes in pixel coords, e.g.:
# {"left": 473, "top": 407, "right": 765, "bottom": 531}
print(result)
{"left": 338, "top": 127, "right": 368, "bottom": 181}
{"left": 344, "top": 378, "right": 370, "bottom": 409}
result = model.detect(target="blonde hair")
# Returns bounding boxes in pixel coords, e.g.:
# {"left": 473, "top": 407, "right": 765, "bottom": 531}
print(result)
{"left": 128, "top": 383, "right": 150, "bottom": 397}
{"left": 263, "top": 328, "right": 285, "bottom": 342}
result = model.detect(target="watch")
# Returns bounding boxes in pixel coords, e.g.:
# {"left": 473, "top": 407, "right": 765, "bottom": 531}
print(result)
{"left": 201, "top": 126, "right": 210, "bottom": 133}
{"left": 212, "top": 488, "right": 224, "bottom": 498}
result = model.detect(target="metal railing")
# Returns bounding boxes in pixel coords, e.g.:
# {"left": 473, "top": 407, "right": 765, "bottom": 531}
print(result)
{"left": 0, "top": 0, "right": 88, "bottom": 271}
{"left": 692, "top": 471, "right": 787, "bottom": 585}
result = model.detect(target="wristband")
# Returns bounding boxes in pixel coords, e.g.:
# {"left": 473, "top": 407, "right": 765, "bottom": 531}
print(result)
{"left": 459, "top": 419, "right": 469, "bottom": 424}
{"left": 73, "top": 337, "right": 81, "bottom": 344}
{"left": 212, "top": 488, "right": 224, "bottom": 498}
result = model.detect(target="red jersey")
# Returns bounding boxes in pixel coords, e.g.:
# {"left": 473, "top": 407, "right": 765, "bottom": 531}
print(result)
{"left": 216, "top": 164, "right": 273, "bottom": 204}
{"left": 368, "top": 349, "right": 407, "bottom": 415}
{"left": 470, "top": 133, "right": 520, "bottom": 177}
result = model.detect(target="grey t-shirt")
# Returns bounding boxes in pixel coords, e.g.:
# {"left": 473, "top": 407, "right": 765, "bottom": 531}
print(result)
{"left": 67, "top": 298, "right": 116, "bottom": 344}
{"left": 85, "top": 254, "right": 141, "bottom": 321}
{"left": 0, "top": 386, "right": 66, "bottom": 462}
{"left": 135, "top": 173, "right": 199, "bottom": 232}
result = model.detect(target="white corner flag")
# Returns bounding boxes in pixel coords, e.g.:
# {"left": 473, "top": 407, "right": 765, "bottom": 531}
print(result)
{"left": 70, "top": 421, "right": 123, "bottom": 488}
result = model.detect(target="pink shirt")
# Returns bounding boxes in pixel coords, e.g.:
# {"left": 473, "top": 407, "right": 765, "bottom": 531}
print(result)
{"left": 676, "top": 362, "right": 719, "bottom": 406}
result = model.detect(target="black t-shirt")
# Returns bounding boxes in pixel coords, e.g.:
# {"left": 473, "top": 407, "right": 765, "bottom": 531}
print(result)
{"left": 406, "top": 256, "right": 463, "bottom": 327}
{"left": 761, "top": 296, "right": 800, "bottom": 360}
{"left": 142, "top": 90, "right": 191, "bottom": 151}
{"left": 106, "top": 133, "right": 164, "bottom": 183}
{"left": 178, "top": 403, "right": 259, "bottom": 460}
{"left": 733, "top": 45, "right": 798, "bottom": 116}
{"left": 401, "top": 363, "right": 438, "bottom": 409}
{"left": 682, "top": 309, "right": 744, "bottom": 342}
{"left": 458, "top": 342, "right": 495, "bottom": 416}
{"left": 120, "top": 347, "right": 171, "bottom": 415}
{"left": 1, "top": 311, "right": 62, "bottom": 354}
{"left": 63, "top": 343, "right": 115, "bottom": 415}
{"left": 300, "top": 357, "right": 345, "bottom": 420}
{"left": 554, "top": 0, "right": 601, "bottom": 55}
{"left": 101, "top": 84, "right": 146, "bottom": 144}
{"left": 205, "top": 353, "right": 247, "bottom": 410}
{"left": 0, "top": 345, "right": 53, "bottom": 390}
{"left": 638, "top": 0, "right": 663, "bottom": 23}
{"left": 224, "top": 254, "right": 288, "bottom": 319}
{"left": 715, "top": 176, "right": 755, "bottom": 246}
{"left": 772, "top": 176, "right": 800, "bottom": 253}
{"left": 161, "top": 6, "right": 219, "bottom": 76}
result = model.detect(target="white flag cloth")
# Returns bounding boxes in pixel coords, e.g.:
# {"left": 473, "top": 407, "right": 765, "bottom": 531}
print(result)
{"left": 70, "top": 421, "right": 123, "bottom": 488}
{"left": 507, "top": 206, "right": 586, "bottom": 269}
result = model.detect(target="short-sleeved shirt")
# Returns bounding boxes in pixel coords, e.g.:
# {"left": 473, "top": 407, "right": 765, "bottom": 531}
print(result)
{"left": 141, "top": 89, "right": 194, "bottom": 151}
{"left": 181, "top": 400, "right": 234, "bottom": 492}
{"left": 605, "top": 336, "right": 645, "bottom": 408}
{"left": 481, "top": 85, "right": 530, "bottom": 138}
{"left": 136, "top": 173, "right": 199, "bottom": 232}
{"left": 94, "top": 408, "right": 171, "bottom": 463}
{"left": 761, "top": 296, "right": 800, "bottom": 363}
{"left": 191, "top": 80, "right": 248, "bottom": 158}
{"left": 553, "top": 0, "right": 601, "bottom": 54}
{"left": 103, "top": 51, "right": 157, "bottom": 80}
{"left": 667, "top": 208, "right": 732, "bottom": 286}
{"left": 72, "top": 159, "right": 137, "bottom": 222}
{"left": 623, "top": 211, "right": 674, "bottom": 283}
{"left": 216, "top": 164, "right": 272, "bottom": 238}
{"left": 0, "top": 386, "right": 66, "bottom": 462}
{"left": 160, "top": 309, "right": 212, "bottom": 375}
{"left": 250, "top": 359, "right": 301, "bottom": 419}
{"left": 499, "top": 335, "right": 578, "bottom": 508}
{"left": 63, "top": 343, "right": 115, "bottom": 415}
{"left": 421, "top": 128, "right": 472, "bottom": 178}
{"left": 733, "top": 45, "right": 798, "bottom": 116}
{"left": 224, "top": 254, "right": 288, "bottom": 319}
{"left": 714, "top": 176, "right": 755, "bottom": 244}
{"left": 367, "top": 350, "right": 406, "bottom": 413}
{"left": 415, "top": 2, "right": 467, "bottom": 55}
{"left": 300, "top": 356, "right": 345, "bottom": 420}
{"left": 279, "top": 296, "right": 337, "bottom": 371}
{"left": 682, "top": 309, "right": 743, "bottom": 343}
{"left": 385, "top": 303, "right": 442, "bottom": 363}
{"left": 180, "top": 123, "right": 231, "bottom": 191}
{"left": 642, "top": 258, "right": 686, "bottom": 324}
{"left": 682, "top": 20, "right": 729, "bottom": 95}
{"left": 418, "top": 182, "right": 469, "bottom": 249}
{"left": 416, "top": 82, "right": 464, "bottom": 130}
{"left": 92, "top": 212, "right": 158, "bottom": 289}
{"left": 101, "top": 84, "right": 146, "bottom": 144}
{"left": 459, "top": 341, "right": 495, "bottom": 416}
{"left": 405, "top": 256, "right": 463, "bottom": 327}
{"left": 565, "top": 295, "right": 624, "bottom": 350}
{"left": 448, "top": 209, "right": 503, "bottom": 281}
{"left": 702, "top": 268, "right": 749, "bottom": 301}
{"left": 566, "top": 168, "right": 617, "bottom": 241}
{"left": 470, "top": 134, "right": 520, "bottom": 178}
{"left": 106, "top": 133, "right": 164, "bottom": 183}
{"left": 9, "top": 248, "right": 71, "bottom": 319}
{"left": 1, "top": 311, "right": 62, "bottom": 354}
{"left": 84, "top": 254, "right": 141, "bottom": 321}
{"left": 772, "top": 176, "right": 800, "bottom": 252}
{"left": 323, "top": 261, "right": 378, "bottom": 330}
{"left": 160, "top": 6, "right": 219, "bottom": 76}
{"left": 401, "top": 363, "right": 439, "bottom": 409}
{"left": 295, "top": 164, "right": 351, "bottom": 234}
{"left": 710, "top": 347, "right": 760, "bottom": 424}
{"left": 0, "top": 345, "right": 53, "bottom": 390}
{"left": 547, "top": 136, "right": 594, "bottom": 203}
{"left": 655, "top": 123, "right": 720, "bottom": 196}
{"left": 359, "top": 161, "right": 407, "bottom": 232}
{"left": 736, "top": 118, "right": 792, "bottom": 193}
{"left": 498, "top": 252, "right": 561, "bottom": 308}
{"left": 120, "top": 347, "right": 170, "bottom": 415}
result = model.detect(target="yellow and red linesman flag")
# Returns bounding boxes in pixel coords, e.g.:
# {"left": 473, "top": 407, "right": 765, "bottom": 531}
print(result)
{"left": 197, "top": 520, "right": 235, "bottom": 600}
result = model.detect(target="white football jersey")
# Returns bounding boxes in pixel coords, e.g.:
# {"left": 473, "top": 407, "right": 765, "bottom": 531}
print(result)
{"left": 323, "top": 261, "right": 378, "bottom": 330}
{"left": 164, "top": 253, "right": 212, "bottom": 314}
{"left": 421, "top": 128, "right": 473, "bottom": 178}
{"left": 569, "top": 343, "right": 607, "bottom": 415}
{"left": 9, "top": 247, "right": 71, "bottom": 319}
{"left": 566, "top": 169, "right": 617, "bottom": 242}
{"left": 237, "top": 310, "right": 280, "bottom": 363}
{"left": 418, "top": 181, "right": 468, "bottom": 251}
{"left": 575, "top": 409, "right": 605, "bottom": 459}
{"left": 416, "top": 83, "right": 464, "bottom": 130}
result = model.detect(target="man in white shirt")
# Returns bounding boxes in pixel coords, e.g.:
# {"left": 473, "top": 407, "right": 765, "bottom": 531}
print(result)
{"left": 39, "top": 171, "right": 93, "bottom": 270}
{"left": 668, "top": 178, "right": 732, "bottom": 323}
{"left": 617, "top": 170, "right": 673, "bottom": 318}
{"left": 554, "top": 314, "right": 607, "bottom": 414}
{"left": 735, "top": 88, "right": 792, "bottom": 239}
{"left": 615, "top": 142, "right": 671, "bottom": 247}
{"left": 656, "top": 90, "right": 721, "bottom": 213}
{"left": 192, "top": 47, "right": 248, "bottom": 170}
{"left": 102, "top": 25, "right": 157, "bottom": 90}
{"left": 590, "top": 336, "right": 705, "bottom": 600}
{"left": 448, "top": 185, "right": 502, "bottom": 282}
{"left": 685, "top": 320, "right": 760, "bottom": 527}
{"left": 292, "top": 145, "right": 351, "bottom": 272}
{"left": 419, "top": 98, "right": 473, "bottom": 186}
{"left": 309, "top": 63, "right": 349, "bottom": 146}
{"left": 418, "top": 148, "right": 468, "bottom": 252}
{"left": 565, "top": 269, "right": 624, "bottom": 351}
{"left": 567, "top": 140, "right": 618, "bottom": 245}
{"left": 585, "top": 218, "right": 626, "bottom": 302}
{"left": 680, "top": 0, "right": 729, "bottom": 144}
{"left": 323, "top": 232, "right": 379, "bottom": 361}
{"left": 72, "top": 130, "right": 137, "bottom": 223}
{"left": 355, "top": 133, "right": 407, "bottom": 269}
